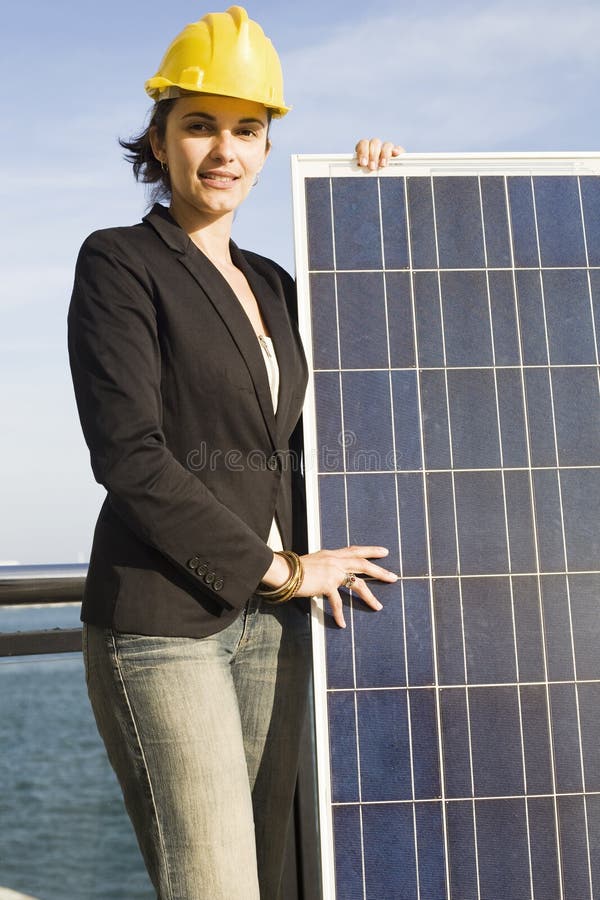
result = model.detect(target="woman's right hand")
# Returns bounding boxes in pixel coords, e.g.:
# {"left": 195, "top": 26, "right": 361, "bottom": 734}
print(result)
{"left": 296, "top": 546, "right": 398, "bottom": 629}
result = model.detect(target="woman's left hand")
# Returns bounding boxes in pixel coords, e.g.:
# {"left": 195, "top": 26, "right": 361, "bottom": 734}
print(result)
{"left": 355, "top": 138, "right": 404, "bottom": 171}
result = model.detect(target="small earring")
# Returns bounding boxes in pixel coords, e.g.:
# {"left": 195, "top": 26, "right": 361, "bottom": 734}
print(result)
{"left": 161, "top": 160, "right": 169, "bottom": 174}
{"left": 252, "top": 173, "right": 260, "bottom": 187}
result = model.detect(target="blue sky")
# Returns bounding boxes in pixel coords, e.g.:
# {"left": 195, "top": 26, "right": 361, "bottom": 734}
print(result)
{"left": 2, "top": 0, "right": 599, "bottom": 564}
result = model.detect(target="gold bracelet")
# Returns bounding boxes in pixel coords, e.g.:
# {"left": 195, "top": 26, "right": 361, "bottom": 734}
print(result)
{"left": 256, "top": 551, "right": 304, "bottom": 605}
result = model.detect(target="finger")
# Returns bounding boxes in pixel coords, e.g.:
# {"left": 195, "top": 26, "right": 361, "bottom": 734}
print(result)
{"left": 330, "top": 545, "right": 391, "bottom": 559}
{"left": 326, "top": 590, "right": 347, "bottom": 628}
{"left": 391, "top": 144, "right": 405, "bottom": 156}
{"left": 349, "top": 577, "right": 384, "bottom": 611}
{"left": 368, "top": 138, "right": 382, "bottom": 170}
{"left": 378, "top": 141, "right": 396, "bottom": 167}
{"left": 355, "top": 138, "right": 370, "bottom": 167}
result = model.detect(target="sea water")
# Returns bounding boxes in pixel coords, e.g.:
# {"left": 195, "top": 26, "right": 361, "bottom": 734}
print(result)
{"left": 0, "top": 605, "right": 153, "bottom": 899}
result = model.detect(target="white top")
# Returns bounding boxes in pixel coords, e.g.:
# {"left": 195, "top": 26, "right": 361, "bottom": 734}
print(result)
{"left": 257, "top": 335, "right": 284, "bottom": 553}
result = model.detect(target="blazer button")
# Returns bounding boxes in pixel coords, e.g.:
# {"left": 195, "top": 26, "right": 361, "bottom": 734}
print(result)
{"left": 204, "top": 571, "right": 215, "bottom": 585}
{"left": 188, "top": 556, "right": 201, "bottom": 570}
{"left": 213, "top": 578, "right": 224, "bottom": 591}
{"left": 267, "top": 454, "right": 279, "bottom": 471}
{"left": 197, "top": 562, "right": 209, "bottom": 577}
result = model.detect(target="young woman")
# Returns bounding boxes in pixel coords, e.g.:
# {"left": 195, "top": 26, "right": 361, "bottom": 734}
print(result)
{"left": 68, "top": 6, "right": 400, "bottom": 898}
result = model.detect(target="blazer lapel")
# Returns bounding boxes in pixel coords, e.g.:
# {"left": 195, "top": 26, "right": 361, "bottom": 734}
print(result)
{"left": 230, "top": 243, "right": 300, "bottom": 439}
{"left": 143, "top": 205, "right": 278, "bottom": 449}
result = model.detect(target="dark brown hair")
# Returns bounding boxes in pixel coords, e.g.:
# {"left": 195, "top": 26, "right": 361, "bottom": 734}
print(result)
{"left": 119, "top": 100, "right": 178, "bottom": 202}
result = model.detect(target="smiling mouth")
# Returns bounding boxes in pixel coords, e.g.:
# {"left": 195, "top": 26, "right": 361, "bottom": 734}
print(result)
{"left": 198, "top": 173, "right": 239, "bottom": 183}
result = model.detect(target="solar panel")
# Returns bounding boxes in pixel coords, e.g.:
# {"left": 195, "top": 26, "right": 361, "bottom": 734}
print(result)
{"left": 291, "top": 153, "right": 600, "bottom": 900}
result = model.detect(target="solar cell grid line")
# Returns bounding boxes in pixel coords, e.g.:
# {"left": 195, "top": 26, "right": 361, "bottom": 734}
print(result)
{"left": 291, "top": 152, "right": 600, "bottom": 900}
{"left": 433, "top": 173, "right": 496, "bottom": 900}
{"left": 376, "top": 176, "right": 423, "bottom": 896}
{"left": 531, "top": 174, "right": 594, "bottom": 894}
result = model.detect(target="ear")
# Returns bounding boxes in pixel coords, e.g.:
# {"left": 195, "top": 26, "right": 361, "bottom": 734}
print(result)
{"left": 149, "top": 125, "right": 165, "bottom": 164}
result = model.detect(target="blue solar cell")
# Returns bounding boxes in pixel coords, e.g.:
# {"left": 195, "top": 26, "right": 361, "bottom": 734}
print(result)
{"left": 481, "top": 176, "right": 512, "bottom": 267}
{"left": 533, "top": 471, "right": 566, "bottom": 571}
{"left": 507, "top": 176, "right": 540, "bottom": 267}
{"left": 332, "top": 805, "right": 363, "bottom": 899}
{"left": 589, "top": 269, "right": 600, "bottom": 357}
{"left": 427, "top": 473, "right": 458, "bottom": 575}
{"left": 318, "top": 474, "right": 347, "bottom": 548}
{"left": 379, "top": 176, "right": 410, "bottom": 269}
{"left": 520, "top": 685, "right": 553, "bottom": 794}
{"left": 403, "top": 579, "right": 434, "bottom": 684}
{"left": 580, "top": 175, "right": 600, "bottom": 265}
{"left": 441, "top": 271, "right": 494, "bottom": 367}
{"left": 414, "top": 803, "right": 446, "bottom": 900}
{"left": 527, "top": 797, "right": 561, "bottom": 900}
{"left": 512, "top": 576, "right": 546, "bottom": 682}
{"left": 342, "top": 371, "right": 394, "bottom": 472}
{"left": 410, "top": 689, "right": 441, "bottom": 798}
{"left": 357, "top": 689, "right": 412, "bottom": 801}
{"left": 543, "top": 269, "right": 596, "bottom": 365}
{"left": 515, "top": 270, "right": 548, "bottom": 364}
{"left": 469, "top": 687, "right": 524, "bottom": 795}
{"left": 434, "top": 176, "right": 486, "bottom": 269}
{"left": 552, "top": 367, "right": 600, "bottom": 465}
{"left": 413, "top": 271, "right": 444, "bottom": 366}
{"left": 332, "top": 177, "right": 382, "bottom": 270}
{"left": 446, "top": 802, "right": 478, "bottom": 898}
{"left": 310, "top": 274, "right": 339, "bottom": 369}
{"left": 325, "top": 613, "right": 355, "bottom": 690}
{"left": 454, "top": 472, "right": 509, "bottom": 575}
{"left": 462, "top": 578, "right": 516, "bottom": 684}
{"left": 550, "top": 683, "right": 584, "bottom": 793}
{"left": 386, "top": 271, "right": 416, "bottom": 368}
{"left": 346, "top": 474, "right": 401, "bottom": 573}
{"left": 447, "top": 370, "right": 501, "bottom": 469}
{"left": 496, "top": 368, "right": 529, "bottom": 468}
{"left": 440, "top": 688, "right": 472, "bottom": 797}
{"left": 397, "top": 473, "right": 428, "bottom": 577}
{"left": 433, "top": 578, "right": 465, "bottom": 685}
{"left": 314, "top": 372, "right": 343, "bottom": 472}
{"left": 420, "top": 371, "right": 451, "bottom": 470}
{"left": 391, "top": 370, "right": 422, "bottom": 471}
{"left": 586, "top": 795, "right": 600, "bottom": 896}
{"left": 525, "top": 369, "right": 557, "bottom": 466}
{"left": 504, "top": 471, "right": 537, "bottom": 573}
{"left": 327, "top": 692, "right": 359, "bottom": 803}
{"left": 578, "top": 682, "right": 600, "bottom": 791}
{"left": 361, "top": 804, "right": 417, "bottom": 899}
{"left": 489, "top": 270, "right": 520, "bottom": 364}
{"left": 534, "top": 176, "right": 587, "bottom": 267}
{"left": 541, "top": 575, "right": 575, "bottom": 681}
{"left": 570, "top": 574, "right": 600, "bottom": 680}
{"left": 337, "top": 272, "right": 389, "bottom": 369}
{"left": 475, "top": 799, "right": 531, "bottom": 899}
{"left": 407, "top": 177, "right": 437, "bottom": 269}
{"left": 354, "top": 581, "right": 405, "bottom": 689}
{"left": 557, "top": 796, "right": 592, "bottom": 900}
{"left": 561, "top": 468, "right": 600, "bottom": 570}
{"left": 305, "top": 178, "right": 334, "bottom": 271}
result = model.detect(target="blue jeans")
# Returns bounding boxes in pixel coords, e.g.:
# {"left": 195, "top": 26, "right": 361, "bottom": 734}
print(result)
{"left": 83, "top": 595, "right": 312, "bottom": 900}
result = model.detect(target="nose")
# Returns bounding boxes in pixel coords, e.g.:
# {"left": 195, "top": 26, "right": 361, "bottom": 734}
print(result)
{"left": 210, "top": 130, "right": 235, "bottom": 163}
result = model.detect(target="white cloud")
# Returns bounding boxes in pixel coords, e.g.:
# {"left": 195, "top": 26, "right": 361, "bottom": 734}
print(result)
{"left": 280, "top": 1, "right": 600, "bottom": 151}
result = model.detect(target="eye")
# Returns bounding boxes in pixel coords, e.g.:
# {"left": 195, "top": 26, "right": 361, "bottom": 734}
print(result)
{"left": 237, "top": 128, "right": 261, "bottom": 138}
{"left": 187, "top": 121, "right": 212, "bottom": 133}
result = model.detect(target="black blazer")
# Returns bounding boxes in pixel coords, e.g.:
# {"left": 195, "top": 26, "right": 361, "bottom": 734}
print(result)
{"left": 68, "top": 203, "right": 309, "bottom": 637}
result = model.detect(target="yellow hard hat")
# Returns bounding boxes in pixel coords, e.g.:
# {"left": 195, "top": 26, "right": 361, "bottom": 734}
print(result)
{"left": 144, "top": 5, "right": 290, "bottom": 117}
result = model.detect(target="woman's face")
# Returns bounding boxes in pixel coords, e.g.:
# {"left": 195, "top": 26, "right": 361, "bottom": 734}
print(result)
{"left": 151, "top": 94, "right": 271, "bottom": 224}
